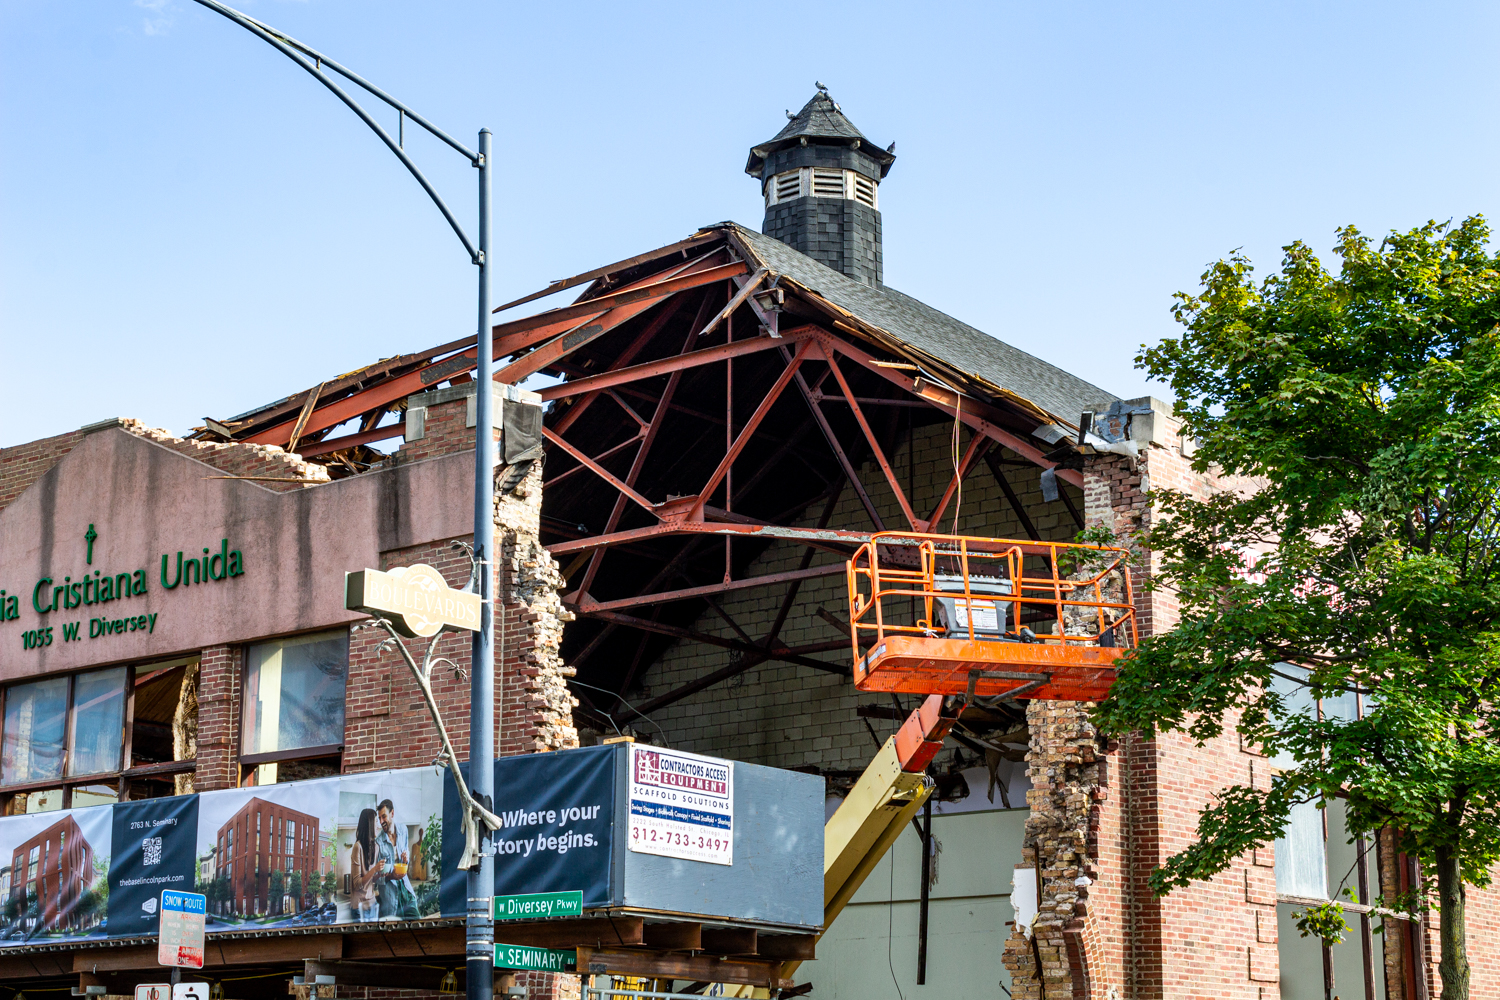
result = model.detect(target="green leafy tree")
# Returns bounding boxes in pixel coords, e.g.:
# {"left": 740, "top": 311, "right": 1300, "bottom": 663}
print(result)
{"left": 1095, "top": 216, "right": 1500, "bottom": 1000}
{"left": 268, "top": 870, "right": 284, "bottom": 918}
{"left": 322, "top": 871, "right": 338, "bottom": 903}
{"left": 288, "top": 871, "right": 303, "bottom": 913}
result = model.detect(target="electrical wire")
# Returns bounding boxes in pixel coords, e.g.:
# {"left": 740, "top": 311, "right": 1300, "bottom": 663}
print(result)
{"left": 887, "top": 847, "right": 905, "bottom": 1000}
{"left": 567, "top": 679, "right": 672, "bottom": 747}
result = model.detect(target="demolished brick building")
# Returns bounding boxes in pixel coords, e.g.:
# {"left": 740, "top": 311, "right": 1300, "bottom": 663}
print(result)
{"left": 0, "top": 88, "right": 1493, "bottom": 999}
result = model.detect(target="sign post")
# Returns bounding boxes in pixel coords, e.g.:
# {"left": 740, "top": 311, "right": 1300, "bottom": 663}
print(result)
{"left": 157, "top": 890, "right": 206, "bottom": 971}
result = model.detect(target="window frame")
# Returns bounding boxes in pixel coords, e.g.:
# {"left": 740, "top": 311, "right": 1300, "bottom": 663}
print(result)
{"left": 237, "top": 629, "right": 349, "bottom": 786}
{"left": 0, "top": 658, "right": 199, "bottom": 811}
{"left": 1269, "top": 670, "right": 1393, "bottom": 998}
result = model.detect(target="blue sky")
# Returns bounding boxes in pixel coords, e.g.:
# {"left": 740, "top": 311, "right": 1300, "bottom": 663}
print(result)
{"left": 4, "top": 1, "right": 1499, "bottom": 446}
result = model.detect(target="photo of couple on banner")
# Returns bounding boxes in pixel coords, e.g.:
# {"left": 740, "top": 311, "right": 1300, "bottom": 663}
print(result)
{"left": 349, "top": 798, "right": 425, "bottom": 921}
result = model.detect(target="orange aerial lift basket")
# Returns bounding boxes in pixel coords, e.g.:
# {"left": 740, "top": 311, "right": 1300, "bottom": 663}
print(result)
{"left": 846, "top": 531, "right": 1136, "bottom": 702}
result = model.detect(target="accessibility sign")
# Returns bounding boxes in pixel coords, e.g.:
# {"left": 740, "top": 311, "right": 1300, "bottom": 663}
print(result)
{"left": 157, "top": 889, "right": 206, "bottom": 969}
{"left": 493, "top": 890, "right": 583, "bottom": 921}
{"left": 494, "top": 943, "right": 576, "bottom": 972}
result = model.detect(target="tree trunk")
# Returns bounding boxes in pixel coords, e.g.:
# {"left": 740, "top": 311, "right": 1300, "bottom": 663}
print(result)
{"left": 1435, "top": 845, "right": 1470, "bottom": 1000}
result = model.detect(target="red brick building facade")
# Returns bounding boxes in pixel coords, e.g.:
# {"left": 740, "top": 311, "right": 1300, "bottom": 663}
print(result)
{"left": 9, "top": 815, "right": 94, "bottom": 931}
{"left": 216, "top": 798, "right": 322, "bottom": 917}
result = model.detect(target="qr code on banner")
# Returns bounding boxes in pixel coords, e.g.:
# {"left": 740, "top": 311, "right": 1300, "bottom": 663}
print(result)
{"left": 142, "top": 837, "right": 162, "bottom": 866}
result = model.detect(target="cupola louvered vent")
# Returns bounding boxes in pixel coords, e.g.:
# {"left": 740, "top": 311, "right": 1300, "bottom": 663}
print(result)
{"left": 812, "top": 168, "right": 846, "bottom": 198}
{"left": 774, "top": 171, "right": 802, "bottom": 203}
{"left": 852, "top": 174, "right": 877, "bottom": 208}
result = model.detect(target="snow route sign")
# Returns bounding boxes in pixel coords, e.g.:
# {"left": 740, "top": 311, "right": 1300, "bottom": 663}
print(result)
{"left": 157, "top": 889, "right": 206, "bottom": 969}
{"left": 627, "top": 744, "right": 733, "bottom": 866}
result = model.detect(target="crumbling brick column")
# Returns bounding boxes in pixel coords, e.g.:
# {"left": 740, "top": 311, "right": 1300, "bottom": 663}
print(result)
{"left": 1001, "top": 700, "right": 1106, "bottom": 999}
{"left": 496, "top": 448, "right": 578, "bottom": 756}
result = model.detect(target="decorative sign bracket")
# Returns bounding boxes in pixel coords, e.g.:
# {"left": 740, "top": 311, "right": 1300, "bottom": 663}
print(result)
{"left": 346, "top": 547, "right": 501, "bottom": 872}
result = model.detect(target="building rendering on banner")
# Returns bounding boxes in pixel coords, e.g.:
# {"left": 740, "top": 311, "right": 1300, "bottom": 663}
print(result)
{"left": 0, "top": 87, "right": 1485, "bottom": 999}
{"left": 214, "top": 798, "right": 324, "bottom": 917}
{"left": 9, "top": 815, "right": 95, "bottom": 932}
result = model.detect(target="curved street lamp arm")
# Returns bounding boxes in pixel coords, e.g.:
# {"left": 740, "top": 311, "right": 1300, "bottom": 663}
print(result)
{"left": 189, "top": 0, "right": 480, "bottom": 263}
{"left": 196, "top": 0, "right": 477, "bottom": 162}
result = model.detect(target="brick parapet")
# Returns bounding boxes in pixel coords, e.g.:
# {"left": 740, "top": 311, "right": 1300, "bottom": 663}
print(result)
{"left": 1, "top": 418, "right": 329, "bottom": 520}
{"left": 0, "top": 426, "right": 85, "bottom": 514}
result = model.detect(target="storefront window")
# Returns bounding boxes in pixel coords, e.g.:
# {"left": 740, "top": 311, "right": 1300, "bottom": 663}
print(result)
{"left": 1, "top": 677, "right": 69, "bottom": 785}
{"left": 0, "top": 658, "right": 199, "bottom": 808}
{"left": 242, "top": 631, "right": 348, "bottom": 757}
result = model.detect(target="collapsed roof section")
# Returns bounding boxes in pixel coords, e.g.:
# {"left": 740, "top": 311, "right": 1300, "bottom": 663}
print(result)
{"left": 193, "top": 222, "right": 1114, "bottom": 474}
{"left": 190, "top": 221, "right": 1117, "bottom": 727}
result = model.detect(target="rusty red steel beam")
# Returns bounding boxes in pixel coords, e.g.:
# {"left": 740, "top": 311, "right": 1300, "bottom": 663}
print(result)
{"left": 244, "top": 261, "right": 737, "bottom": 448}
{"left": 571, "top": 563, "right": 847, "bottom": 614}
{"left": 546, "top": 519, "right": 878, "bottom": 557}
{"left": 688, "top": 338, "right": 813, "bottom": 519}
{"left": 819, "top": 340, "right": 921, "bottom": 529}
{"left": 700, "top": 506, "right": 850, "bottom": 557}
{"left": 242, "top": 349, "right": 478, "bottom": 446}
{"left": 581, "top": 611, "right": 845, "bottom": 675}
{"left": 551, "top": 289, "right": 719, "bottom": 437}
{"left": 542, "top": 430, "right": 645, "bottom": 490}
{"left": 295, "top": 423, "right": 406, "bottom": 459}
{"left": 492, "top": 229, "right": 723, "bottom": 314}
{"left": 538, "top": 326, "right": 816, "bottom": 403}
{"left": 821, "top": 332, "right": 1084, "bottom": 489}
{"left": 542, "top": 427, "right": 656, "bottom": 513}
{"left": 218, "top": 333, "right": 479, "bottom": 438}
{"left": 489, "top": 254, "right": 740, "bottom": 359}
{"left": 493, "top": 261, "right": 704, "bottom": 384}
{"left": 786, "top": 348, "right": 885, "bottom": 531}
{"left": 575, "top": 317, "right": 700, "bottom": 600}
{"left": 925, "top": 432, "right": 994, "bottom": 531}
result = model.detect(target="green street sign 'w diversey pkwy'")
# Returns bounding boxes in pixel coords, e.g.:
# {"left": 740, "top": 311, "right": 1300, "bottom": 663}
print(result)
{"left": 493, "top": 890, "right": 583, "bottom": 920}
{"left": 494, "top": 944, "right": 576, "bottom": 972}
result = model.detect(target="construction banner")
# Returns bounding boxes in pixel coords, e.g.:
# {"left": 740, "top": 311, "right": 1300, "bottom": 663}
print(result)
{"left": 109, "top": 794, "right": 199, "bottom": 939}
{"left": 440, "top": 744, "right": 617, "bottom": 914}
{"left": 0, "top": 803, "right": 112, "bottom": 944}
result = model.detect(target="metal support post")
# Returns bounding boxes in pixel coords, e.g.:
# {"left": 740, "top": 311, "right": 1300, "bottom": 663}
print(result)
{"left": 467, "top": 127, "right": 495, "bottom": 1000}
{"left": 917, "top": 795, "right": 931, "bottom": 985}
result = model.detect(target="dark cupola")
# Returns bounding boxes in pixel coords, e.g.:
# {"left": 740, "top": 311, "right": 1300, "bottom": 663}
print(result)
{"left": 746, "top": 86, "right": 896, "bottom": 287}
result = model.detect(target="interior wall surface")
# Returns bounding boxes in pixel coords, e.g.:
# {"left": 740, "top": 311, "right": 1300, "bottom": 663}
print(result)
{"left": 791, "top": 806, "right": 1027, "bottom": 998}
{"left": 643, "top": 419, "right": 1083, "bottom": 769}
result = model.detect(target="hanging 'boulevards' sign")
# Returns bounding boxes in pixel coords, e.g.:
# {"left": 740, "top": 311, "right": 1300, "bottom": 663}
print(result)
{"left": 345, "top": 564, "right": 480, "bottom": 637}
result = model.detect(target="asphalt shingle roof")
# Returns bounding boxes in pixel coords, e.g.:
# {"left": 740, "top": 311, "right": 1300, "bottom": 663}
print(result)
{"left": 725, "top": 224, "right": 1118, "bottom": 425}
{"left": 746, "top": 91, "right": 896, "bottom": 179}
{"left": 767, "top": 92, "right": 867, "bottom": 144}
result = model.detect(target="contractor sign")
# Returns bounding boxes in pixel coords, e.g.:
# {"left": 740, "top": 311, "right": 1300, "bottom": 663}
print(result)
{"left": 345, "top": 564, "right": 481, "bottom": 637}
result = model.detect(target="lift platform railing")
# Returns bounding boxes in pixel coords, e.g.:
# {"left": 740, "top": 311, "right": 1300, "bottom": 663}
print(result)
{"left": 846, "top": 530, "right": 1137, "bottom": 664}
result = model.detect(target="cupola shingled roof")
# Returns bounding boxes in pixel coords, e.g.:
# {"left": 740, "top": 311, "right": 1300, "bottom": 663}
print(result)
{"left": 745, "top": 89, "right": 897, "bottom": 179}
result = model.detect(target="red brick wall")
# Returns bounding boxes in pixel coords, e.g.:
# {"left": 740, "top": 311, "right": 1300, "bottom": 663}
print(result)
{"left": 0, "top": 427, "right": 85, "bottom": 514}
{"left": 195, "top": 644, "right": 241, "bottom": 792}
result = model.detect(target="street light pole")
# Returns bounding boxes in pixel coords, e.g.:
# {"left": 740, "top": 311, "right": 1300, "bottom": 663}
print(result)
{"left": 469, "top": 127, "right": 495, "bottom": 1000}
{"left": 181, "top": 7, "right": 497, "bottom": 1000}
